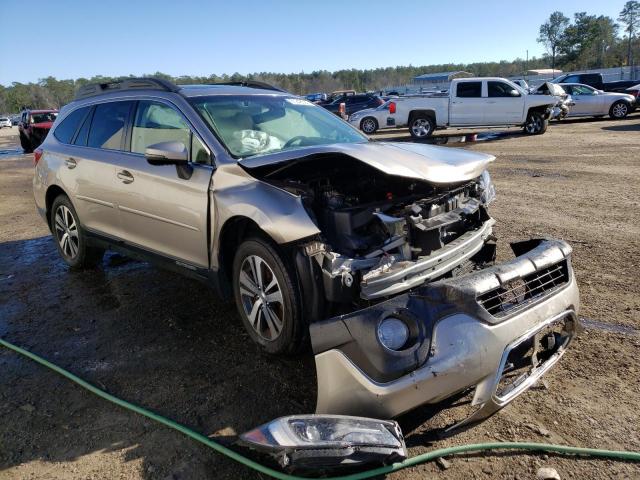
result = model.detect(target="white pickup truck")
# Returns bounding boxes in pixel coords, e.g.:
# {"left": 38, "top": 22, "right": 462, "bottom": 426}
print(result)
{"left": 349, "top": 77, "right": 558, "bottom": 138}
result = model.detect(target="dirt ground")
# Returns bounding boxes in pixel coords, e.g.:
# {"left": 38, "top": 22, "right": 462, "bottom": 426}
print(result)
{"left": 0, "top": 117, "right": 639, "bottom": 480}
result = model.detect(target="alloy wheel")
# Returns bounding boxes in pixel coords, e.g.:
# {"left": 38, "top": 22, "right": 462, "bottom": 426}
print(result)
{"left": 238, "top": 255, "right": 284, "bottom": 341}
{"left": 612, "top": 103, "right": 628, "bottom": 118}
{"left": 411, "top": 119, "right": 431, "bottom": 137}
{"left": 361, "top": 118, "right": 376, "bottom": 134}
{"left": 525, "top": 115, "right": 542, "bottom": 134}
{"left": 54, "top": 205, "right": 79, "bottom": 259}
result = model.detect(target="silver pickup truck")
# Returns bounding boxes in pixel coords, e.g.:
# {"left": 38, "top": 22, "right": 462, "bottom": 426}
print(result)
{"left": 349, "top": 77, "right": 558, "bottom": 138}
{"left": 34, "top": 78, "right": 579, "bottom": 428}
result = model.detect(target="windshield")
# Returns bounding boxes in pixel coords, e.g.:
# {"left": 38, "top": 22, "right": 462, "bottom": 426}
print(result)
{"left": 190, "top": 95, "right": 367, "bottom": 158}
{"left": 31, "top": 112, "right": 58, "bottom": 123}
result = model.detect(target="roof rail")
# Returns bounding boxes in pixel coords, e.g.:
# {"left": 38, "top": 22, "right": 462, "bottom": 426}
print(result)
{"left": 74, "top": 77, "right": 181, "bottom": 100}
{"left": 213, "top": 81, "right": 286, "bottom": 92}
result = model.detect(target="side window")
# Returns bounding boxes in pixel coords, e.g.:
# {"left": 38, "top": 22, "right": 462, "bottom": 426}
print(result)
{"left": 456, "top": 82, "right": 482, "bottom": 98}
{"left": 74, "top": 107, "right": 94, "bottom": 146}
{"left": 53, "top": 107, "right": 89, "bottom": 144}
{"left": 191, "top": 135, "right": 210, "bottom": 164}
{"left": 131, "top": 101, "right": 191, "bottom": 154}
{"left": 488, "top": 81, "right": 519, "bottom": 98}
{"left": 564, "top": 75, "right": 580, "bottom": 83}
{"left": 87, "top": 101, "right": 133, "bottom": 150}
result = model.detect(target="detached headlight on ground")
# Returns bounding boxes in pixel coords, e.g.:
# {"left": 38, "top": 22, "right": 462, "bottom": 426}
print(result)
{"left": 377, "top": 317, "right": 410, "bottom": 351}
{"left": 239, "top": 415, "right": 407, "bottom": 472}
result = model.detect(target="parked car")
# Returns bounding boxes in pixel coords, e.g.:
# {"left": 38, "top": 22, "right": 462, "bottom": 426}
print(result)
{"left": 34, "top": 77, "right": 579, "bottom": 424}
{"left": 626, "top": 83, "right": 640, "bottom": 108}
{"left": 305, "top": 92, "right": 327, "bottom": 103}
{"left": 0, "top": 117, "right": 11, "bottom": 128}
{"left": 551, "top": 72, "right": 638, "bottom": 94}
{"left": 18, "top": 109, "right": 58, "bottom": 153}
{"left": 322, "top": 93, "right": 384, "bottom": 116}
{"left": 11, "top": 115, "right": 20, "bottom": 126}
{"left": 557, "top": 83, "right": 635, "bottom": 119}
{"left": 349, "top": 77, "right": 557, "bottom": 137}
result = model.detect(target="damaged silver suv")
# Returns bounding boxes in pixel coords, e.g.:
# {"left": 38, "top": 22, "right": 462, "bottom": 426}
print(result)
{"left": 34, "top": 78, "right": 579, "bottom": 424}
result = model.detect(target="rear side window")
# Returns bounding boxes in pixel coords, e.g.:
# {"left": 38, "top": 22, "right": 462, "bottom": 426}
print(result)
{"left": 87, "top": 101, "right": 133, "bottom": 150}
{"left": 131, "top": 101, "right": 190, "bottom": 154}
{"left": 456, "top": 82, "right": 482, "bottom": 98}
{"left": 53, "top": 107, "right": 90, "bottom": 144}
{"left": 74, "top": 107, "right": 94, "bottom": 146}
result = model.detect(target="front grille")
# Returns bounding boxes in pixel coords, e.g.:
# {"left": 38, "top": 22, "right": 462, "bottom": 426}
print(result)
{"left": 477, "top": 261, "right": 569, "bottom": 318}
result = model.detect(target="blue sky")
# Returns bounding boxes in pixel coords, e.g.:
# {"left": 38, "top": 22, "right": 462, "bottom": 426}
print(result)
{"left": 0, "top": 0, "right": 626, "bottom": 86}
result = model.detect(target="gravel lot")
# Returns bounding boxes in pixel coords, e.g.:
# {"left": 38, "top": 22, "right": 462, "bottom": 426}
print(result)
{"left": 1, "top": 117, "right": 639, "bottom": 480}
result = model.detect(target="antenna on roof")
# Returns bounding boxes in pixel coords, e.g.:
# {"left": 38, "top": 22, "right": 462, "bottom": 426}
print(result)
{"left": 74, "top": 77, "right": 180, "bottom": 100}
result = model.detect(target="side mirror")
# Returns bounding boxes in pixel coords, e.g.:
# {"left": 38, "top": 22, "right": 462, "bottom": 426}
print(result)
{"left": 509, "top": 89, "right": 520, "bottom": 97}
{"left": 145, "top": 141, "right": 188, "bottom": 165}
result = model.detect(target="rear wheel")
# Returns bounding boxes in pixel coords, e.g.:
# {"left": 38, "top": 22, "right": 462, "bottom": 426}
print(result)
{"left": 50, "top": 195, "right": 104, "bottom": 269}
{"left": 609, "top": 100, "right": 630, "bottom": 119}
{"left": 360, "top": 117, "right": 378, "bottom": 134}
{"left": 523, "top": 111, "right": 548, "bottom": 135}
{"left": 232, "top": 237, "right": 306, "bottom": 354}
{"left": 409, "top": 115, "right": 435, "bottom": 138}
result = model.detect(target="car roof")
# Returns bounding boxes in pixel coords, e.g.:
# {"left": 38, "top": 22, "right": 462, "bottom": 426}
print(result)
{"left": 177, "top": 84, "right": 292, "bottom": 98}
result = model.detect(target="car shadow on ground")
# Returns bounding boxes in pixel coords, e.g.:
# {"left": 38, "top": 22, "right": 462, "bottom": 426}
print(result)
{"left": 372, "top": 129, "right": 528, "bottom": 145}
{"left": 0, "top": 235, "right": 316, "bottom": 478}
{"left": 601, "top": 122, "right": 640, "bottom": 132}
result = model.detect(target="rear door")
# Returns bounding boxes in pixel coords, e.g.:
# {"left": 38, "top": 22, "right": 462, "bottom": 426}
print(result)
{"left": 485, "top": 80, "right": 524, "bottom": 124}
{"left": 449, "top": 81, "right": 485, "bottom": 125}
{"left": 113, "top": 99, "right": 212, "bottom": 268}
{"left": 61, "top": 101, "right": 134, "bottom": 240}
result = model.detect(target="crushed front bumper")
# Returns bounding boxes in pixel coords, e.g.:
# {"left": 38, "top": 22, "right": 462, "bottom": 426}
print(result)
{"left": 311, "top": 239, "right": 579, "bottom": 424}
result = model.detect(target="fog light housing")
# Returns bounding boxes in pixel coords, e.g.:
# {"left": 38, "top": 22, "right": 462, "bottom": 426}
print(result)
{"left": 377, "top": 317, "right": 409, "bottom": 351}
{"left": 239, "top": 415, "right": 406, "bottom": 473}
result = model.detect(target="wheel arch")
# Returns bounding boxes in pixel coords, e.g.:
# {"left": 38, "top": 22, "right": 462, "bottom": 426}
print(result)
{"left": 408, "top": 109, "right": 437, "bottom": 124}
{"left": 45, "top": 184, "right": 70, "bottom": 228}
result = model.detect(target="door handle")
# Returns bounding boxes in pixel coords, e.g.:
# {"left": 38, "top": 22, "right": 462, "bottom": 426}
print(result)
{"left": 117, "top": 170, "right": 134, "bottom": 184}
{"left": 65, "top": 158, "right": 77, "bottom": 169}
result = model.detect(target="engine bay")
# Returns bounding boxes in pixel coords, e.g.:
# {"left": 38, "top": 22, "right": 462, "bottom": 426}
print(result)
{"left": 246, "top": 154, "right": 496, "bottom": 303}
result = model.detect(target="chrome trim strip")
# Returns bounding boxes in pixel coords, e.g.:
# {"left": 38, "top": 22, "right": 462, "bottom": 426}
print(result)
{"left": 361, "top": 218, "right": 495, "bottom": 299}
{"left": 76, "top": 195, "right": 114, "bottom": 208}
{"left": 117, "top": 205, "right": 199, "bottom": 232}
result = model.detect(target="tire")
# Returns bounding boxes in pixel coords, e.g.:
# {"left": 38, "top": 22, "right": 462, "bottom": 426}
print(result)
{"left": 409, "top": 115, "right": 435, "bottom": 138}
{"left": 50, "top": 195, "right": 104, "bottom": 270}
{"left": 19, "top": 133, "right": 33, "bottom": 153}
{"left": 360, "top": 117, "right": 378, "bottom": 134}
{"left": 232, "top": 237, "right": 305, "bottom": 355}
{"left": 609, "top": 100, "right": 630, "bottom": 119}
{"left": 523, "top": 111, "right": 548, "bottom": 135}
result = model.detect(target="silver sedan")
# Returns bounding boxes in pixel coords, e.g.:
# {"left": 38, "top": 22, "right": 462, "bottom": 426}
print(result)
{"left": 559, "top": 83, "right": 636, "bottom": 119}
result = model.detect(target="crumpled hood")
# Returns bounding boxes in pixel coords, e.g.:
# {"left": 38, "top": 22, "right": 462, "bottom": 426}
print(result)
{"left": 241, "top": 142, "right": 495, "bottom": 184}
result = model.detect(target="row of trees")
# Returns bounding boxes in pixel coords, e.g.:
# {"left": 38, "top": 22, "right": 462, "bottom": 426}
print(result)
{"left": 2, "top": 2, "right": 639, "bottom": 113}
{"left": 0, "top": 58, "right": 549, "bottom": 113}
{"left": 537, "top": 1, "right": 640, "bottom": 70}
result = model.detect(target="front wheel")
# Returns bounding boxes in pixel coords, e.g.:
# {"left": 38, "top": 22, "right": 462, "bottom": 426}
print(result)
{"left": 609, "top": 101, "right": 630, "bottom": 119}
{"left": 409, "top": 115, "right": 435, "bottom": 138}
{"left": 360, "top": 117, "right": 378, "bottom": 134}
{"left": 523, "top": 111, "right": 548, "bottom": 135}
{"left": 50, "top": 195, "right": 104, "bottom": 269}
{"left": 232, "top": 237, "right": 306, "bottom": 355}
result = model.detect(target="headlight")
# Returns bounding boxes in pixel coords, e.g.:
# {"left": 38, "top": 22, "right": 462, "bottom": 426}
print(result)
{"left": 477, "top": 170, "right": 496, "bottom": 205}
{"left": 239, "top": 415, "right": 407, "bottom": 472}
{"left": 377, "top": 317, "right": 409, "bottom": 351}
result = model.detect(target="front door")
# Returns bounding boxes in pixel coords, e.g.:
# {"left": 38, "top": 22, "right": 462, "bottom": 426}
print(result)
{"left": 114, "top": 99, "right": 212, "bottom": 268}
{"left": 484, "top": 80, "right": 524, "bottom": 124}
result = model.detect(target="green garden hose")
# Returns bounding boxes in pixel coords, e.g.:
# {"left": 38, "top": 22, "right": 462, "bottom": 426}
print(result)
{"left": 1, "top": 335, "right": 639, "bottom": 480}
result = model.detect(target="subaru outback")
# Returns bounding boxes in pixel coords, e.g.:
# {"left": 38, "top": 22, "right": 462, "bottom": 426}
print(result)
{"left": 33, "top": 78, "right": 579, "bottom": 425}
